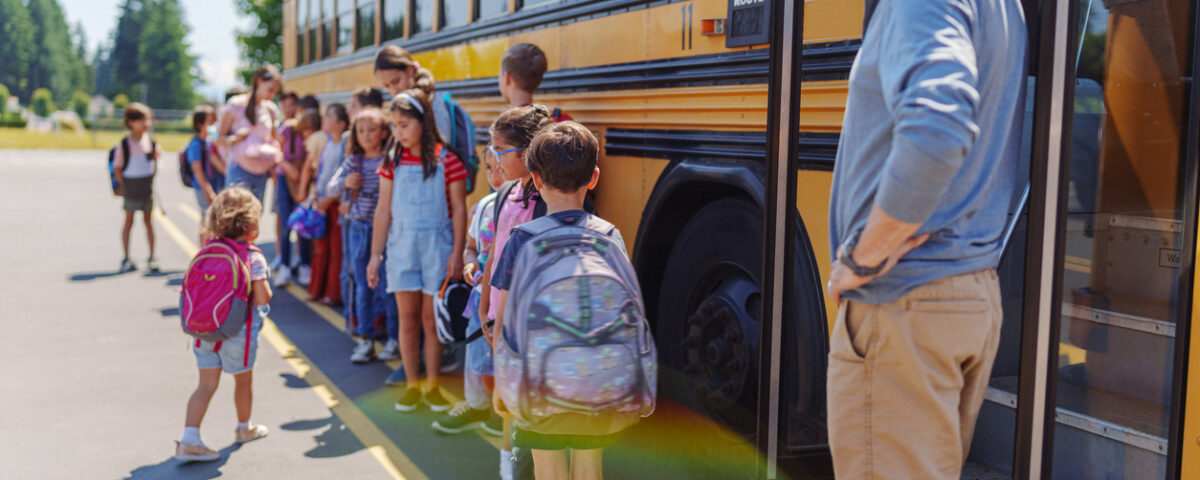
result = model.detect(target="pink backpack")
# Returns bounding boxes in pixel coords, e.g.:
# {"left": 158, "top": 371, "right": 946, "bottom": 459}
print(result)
{"left": 180, "top": 238, "right": 260, "bottom": 342}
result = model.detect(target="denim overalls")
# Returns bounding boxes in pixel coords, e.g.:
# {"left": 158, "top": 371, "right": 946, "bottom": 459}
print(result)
{"left": 385, "top": 154, "right": 453, "bottom": 296}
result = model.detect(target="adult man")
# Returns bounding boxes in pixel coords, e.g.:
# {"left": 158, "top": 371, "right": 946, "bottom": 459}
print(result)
{"left": 825, "top": 1, "right": 1027, "bottom": 478}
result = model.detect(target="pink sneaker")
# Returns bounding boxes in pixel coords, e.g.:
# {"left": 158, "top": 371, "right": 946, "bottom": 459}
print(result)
{"left": 174, "top": 441, "right": 220, "bottom": 462}
{"left": 235, "top": 423, "right": 269, "bottom": 444}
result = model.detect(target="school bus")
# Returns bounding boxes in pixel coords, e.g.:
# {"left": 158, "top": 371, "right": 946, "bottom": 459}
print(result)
{"left": 283, "top": 0, "right": 1200, "bottom": 478}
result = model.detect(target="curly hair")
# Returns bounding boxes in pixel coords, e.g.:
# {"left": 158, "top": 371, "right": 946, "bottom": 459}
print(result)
{"left": 202, "top": 187, "right": 262, "bottom": 241}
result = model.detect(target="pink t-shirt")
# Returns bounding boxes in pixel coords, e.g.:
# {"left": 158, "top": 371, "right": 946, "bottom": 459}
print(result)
{"left": 487, "top": 183, "right": 538, "bottom": 320}
{"left": 220, "top": 94, "right": 281, "bottom": 175}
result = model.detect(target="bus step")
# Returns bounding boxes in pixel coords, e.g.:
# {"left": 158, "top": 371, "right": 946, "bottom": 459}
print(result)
{"left": 1062, "top": 302, "right": 1174, "bottom": 338}
{"left": 961, "top": 461, "right": 1009, "bottom": 480}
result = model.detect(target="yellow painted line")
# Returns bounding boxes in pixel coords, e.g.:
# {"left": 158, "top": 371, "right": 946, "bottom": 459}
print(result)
{"left": 1065, "top": 255, "right": 1092, "bottom": 267}
{"left": 177, "top": 202, "right": 201, "bottom": 223}
{"left": 1064, "top": 263, "right": 1092, "bottom": 274}
{"left": 154, "top": 206, "right": 426, "bottom": 480}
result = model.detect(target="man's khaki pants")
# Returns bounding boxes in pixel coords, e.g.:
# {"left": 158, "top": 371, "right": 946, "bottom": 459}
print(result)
{"left": 827, "top": 269, "right": 1003, "bottom": 479}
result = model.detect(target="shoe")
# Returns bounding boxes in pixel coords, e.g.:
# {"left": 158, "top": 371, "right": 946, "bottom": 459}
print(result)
{"left": 385, "top": 358, "right": 424, "bottom": 386}
{"left": 481, "top": 411, "right": 503, "bottom": 437}
{"left": 439, "top": 350, "right": 462, "bottom": 374}
{"left": 378, "top": 339, "right": 400, "bottom": 361}
{"left": 297, "top": 265, "right": 312, "bottom": 285}
{"left": 394, "top": 388, "right": 422, "bottom": 412}
{"left": 174, "top": 441, "right": 220, "bottom": 462}
{"left": 273, "top": 267, "right": 293, "bottom": 287}
{"left": 146, "top": 257, "right": 160, "bottom": 273}
{"left": 350, "top": 339, "right": 376, "bottom": 364}
{"left": 424, "top": 388, "right": 451, "bottom": 412}
{"left": 270, "top": 255, "right": 283, "bottom": 270}
{"left": 120, "top": 258, "right": 137, "bottom": 273}
{"left": 431, "top": 401, "right": 490, "bottom": 434}
{"left": 235, "top": 423, "right": 269, "bottom": 444}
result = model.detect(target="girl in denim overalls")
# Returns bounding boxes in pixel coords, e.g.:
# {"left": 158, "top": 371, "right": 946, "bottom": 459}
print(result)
{"left": 367, "top": 89, "right": 469, "bottom": 413}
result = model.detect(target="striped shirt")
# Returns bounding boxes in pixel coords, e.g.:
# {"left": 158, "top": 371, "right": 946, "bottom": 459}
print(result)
{"left": 329, "top": 154, "right": 388, "bottom": 222}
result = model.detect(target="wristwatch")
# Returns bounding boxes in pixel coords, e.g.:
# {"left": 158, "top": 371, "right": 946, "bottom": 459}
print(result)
{"left": 838, "top": 229, "right": 886, "bottom": 277}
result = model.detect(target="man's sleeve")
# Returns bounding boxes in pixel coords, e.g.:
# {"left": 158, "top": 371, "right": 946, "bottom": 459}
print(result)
{"left": 874, "top": 0, "right": 981, "bottom": 225}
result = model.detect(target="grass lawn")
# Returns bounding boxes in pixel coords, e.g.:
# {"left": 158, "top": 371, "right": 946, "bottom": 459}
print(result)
{"left": 0, "top": 127, "right": 192, "bottom": 152}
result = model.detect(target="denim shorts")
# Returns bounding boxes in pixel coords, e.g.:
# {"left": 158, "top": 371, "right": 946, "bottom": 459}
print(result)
{"left": 193, "top": 306, "right": 267, "bottom": 374}
{"left": 225, "top": 162, "right": 269, "bottom": 206}
{"left": 385, "top": 224, "right": 452, "bottom": 296}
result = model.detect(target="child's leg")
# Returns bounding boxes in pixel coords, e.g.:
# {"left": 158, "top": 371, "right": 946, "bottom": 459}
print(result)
{"left": 185, "top": 368, "right": 222, "bottom": 428}
{"left": 233, "top": 369, "right": 254, "bottom": 423}
{"left": 349, "top": 223, "right": 377, "bottom": 340}
{"left": 420, "top": 293, "right": 442, "bottom": 389}
{"left": 142, "top": 209, "right": 155, "bottom": 259}
{"left": 531, "top": 450, "right": 569, "bottom": 480}
{"left": 121, "top": 211, "right": 135, "bottom": 259}
{"left": 395, "top": 291, "right": 423, "bottom": 388}
{"left": 569, "top": 449, "right": 604, "bottom": 480}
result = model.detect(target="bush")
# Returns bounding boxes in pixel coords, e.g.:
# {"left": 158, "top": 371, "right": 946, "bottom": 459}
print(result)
{"left": 71, "top": 91, "right": 91, "bottom": 119}
{"left": 112, "top": 93, "right": 130, "bottom": 113}
{"left": 0, "top": 84, "right": 8, "bottom": 116}
{"left": 31, "top": 88, "right": 55, "bottom": 118}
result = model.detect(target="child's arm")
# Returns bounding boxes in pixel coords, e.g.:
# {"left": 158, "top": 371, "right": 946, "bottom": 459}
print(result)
{"left": 297, "top": 152, "right": 316, "bottom": 202}
{"left": 366, "top": 176, "right": 394, "bottom": 289}
{"left": 210, "top": 146, "right": 227, "bottom": 175}
{"left": 478, "top": 253, "right": 494, "bottom": 346}
{"left": 251, "top": 279, "right": 273, "bottom": 305}
{"left": 190, "top": 160, "right": 215, "bottom": 203}
{"left": 492, "top": 290, "right": 508, "bottom": 355}
{"left": 447, "top": 179, "right": 468, "bottom": 280}
{"left": 463, "top": 234, "right": 479, "bottom": 285}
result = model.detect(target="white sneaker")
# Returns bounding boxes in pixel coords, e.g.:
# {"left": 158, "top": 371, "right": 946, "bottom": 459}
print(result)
{"left": 273, "top": 267, "right": 293, "bottom": 287}
{"left": 297, "top": 265, "right": 312, "bottom": 285}
{"left": 269, "top": 255, "right": 283, "bottom": 270}
{"left": 378, "top": 339, "right": 400, "bottom": 360}
{"left": 350, "top": 339, "right": 376, "bottom": 364}
{"left": 500, "top": 449, "right": 514, "bottom": 480}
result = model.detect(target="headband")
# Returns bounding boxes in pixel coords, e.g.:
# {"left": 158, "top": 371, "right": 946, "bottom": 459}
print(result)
{"left": 355, "top": 108, "right": 385, "bottom": 124}
{"left": 395, "top": 93, "right": 425, "bottom": 115}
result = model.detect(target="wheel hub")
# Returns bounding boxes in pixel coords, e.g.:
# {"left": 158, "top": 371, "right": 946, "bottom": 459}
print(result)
{"left": 682, "top": 275, "right": 760, "bottom": 411}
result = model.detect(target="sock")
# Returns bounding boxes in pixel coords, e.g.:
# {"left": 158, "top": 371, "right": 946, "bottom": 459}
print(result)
{"left": 500, "top": 449, "right": 514, "bottom": 480}
{"left": 237, "top": 421, "right": 250, "bottom": 431}
{"left": 181, "top": 427, "right": 202, "bottom": 446}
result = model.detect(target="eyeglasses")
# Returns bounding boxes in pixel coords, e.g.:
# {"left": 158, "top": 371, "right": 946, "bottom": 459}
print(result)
{"left": 488, "top": 144, "right": 525, "bottom": 160}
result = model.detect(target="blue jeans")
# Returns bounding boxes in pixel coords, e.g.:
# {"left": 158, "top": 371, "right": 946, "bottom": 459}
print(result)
{"left": 225, "top": 161, "right": 269, "bottom": 206}
{"left": 275, "top": 175, "right": 311, "bottom": 269}
{"left": 340, "top": 213, "right": 355, "bottom": 323}
{"left": 349, "top": 220, "right": 397, "bottom": 340}
{"left": 464, "top": 284, "right": 494, "bottom": 409}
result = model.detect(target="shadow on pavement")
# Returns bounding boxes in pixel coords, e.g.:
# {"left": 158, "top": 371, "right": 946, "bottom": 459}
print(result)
{"left": 279, "top": 372, "right": 311, "bottom": 389}
{"left": 68, "top": 270, "right": 132, "bottom": 282}
{"left": 160, "top": 307, "right": 180, "bottom": 317}
{"left": 281, "top": 416, "right": 331, "bottom": 431}
{"left": 304, "top": 416, "right": 364, "bottom": 459}
{"left": 143, "top": 270, "right": 184, "bottom": 279}
{"left": 124, "top": 442, "right": 242, "bottom": 480}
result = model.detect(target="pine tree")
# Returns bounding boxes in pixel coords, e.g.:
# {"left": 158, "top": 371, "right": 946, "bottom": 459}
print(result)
{"left": 109, "top": 0, "right": 149, "bottom": 100}
{"left": 139, "top": 0, "right": 196, "bottom": 109}
{"left": 0, "top": 0, "right": 35, "bottom": 102}
{"left": 70, "top": 23, "right": 95, "bottom": 96}
{"left": 26, "top": 0, "right": 78, "bottom": 104}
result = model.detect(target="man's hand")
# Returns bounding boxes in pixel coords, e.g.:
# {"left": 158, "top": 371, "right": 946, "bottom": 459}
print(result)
{"left": 828, "top": 234, "right": 929, "bottom": 304}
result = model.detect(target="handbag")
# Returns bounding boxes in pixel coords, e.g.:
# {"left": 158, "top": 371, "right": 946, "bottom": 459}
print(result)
{"left": 287, "top": 194, "right": 326, "bottom": 239}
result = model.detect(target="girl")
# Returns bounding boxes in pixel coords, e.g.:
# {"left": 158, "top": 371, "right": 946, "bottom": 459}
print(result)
{"left": 367, "top": 89, "right": 468, "bottom": 413}
{"left": 219, "top": 65, "right": 283, "bottom": 205}
{"left": 302, "top": 103, "right": 350, "bottom": 304}
{"left": 330, "top": 110, "right": 400, "bottom": 364}
{"left": 273, "top": 110, "right": 320, "bottom": 286}
{"left": 373, "top": 45, "right": 434, "bottom": 96}
{"left": 175, "top": 187, "right": 272, "bottom": 462}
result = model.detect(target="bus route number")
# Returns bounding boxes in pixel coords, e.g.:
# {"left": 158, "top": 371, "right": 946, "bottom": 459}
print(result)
{"left": 726, "top": 0, "right": 771, "bottom": 48}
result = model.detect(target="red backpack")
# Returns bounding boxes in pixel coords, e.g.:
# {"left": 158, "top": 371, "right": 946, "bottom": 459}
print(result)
{"left": 180, "top": 238, "right": 260, "bottom": 343}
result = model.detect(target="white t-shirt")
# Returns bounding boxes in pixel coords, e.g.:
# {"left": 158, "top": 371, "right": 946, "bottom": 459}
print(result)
{"left": 122, "top": 134, "right": 156, "bottom": 179}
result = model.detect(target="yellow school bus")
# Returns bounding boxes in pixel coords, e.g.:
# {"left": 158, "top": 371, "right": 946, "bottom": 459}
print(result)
{"left": 283, "top": 1, "right": 1200, "bottom": 478}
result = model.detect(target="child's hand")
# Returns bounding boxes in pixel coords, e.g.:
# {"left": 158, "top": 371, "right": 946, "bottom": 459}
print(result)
{"left": 338, "top": 202, "right": 350, "bottom": 215}
{"left": 446, "top": 255, "right": 464, "bottom": 282}
{"left": 366, "top": 255, "right": 381, "bottom": 289}
{"left": 345, "top": 173, "right": 363, "bottom": 190}
{"left": 463, "top": 263, "right": 479, "bottom": 286}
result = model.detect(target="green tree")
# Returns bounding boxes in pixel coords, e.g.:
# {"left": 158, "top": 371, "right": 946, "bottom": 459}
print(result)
{"left": 71, "top": 90, "right": 91, "bottom": 118}
{"left": 0, "top": 84, "right": 10, "bottom": 116}
{"left": 113, "top": 93, "right": 130, "bottom": 113}
{"left": 234, "top": 0, "right": 283, "bottom": 84}
{"left": 109, "top": 0, "right": 149, "bottom": 100}
{"left": 139, "top": 0, "right": 196, "bottom": 109}
{"left": 93, "top": 39, "right": 114, "bottom": 97}
{"left": 70, "top": 23, "right": 95, "bottom": 96}
{"left": 31, "top": 88, "right": 55, "bottom": 118}
{"left": 26, "top": 0, "right": 76, "bottom": 104}
{"left": 0, "top": 0, "right": 35, "bottom": 101}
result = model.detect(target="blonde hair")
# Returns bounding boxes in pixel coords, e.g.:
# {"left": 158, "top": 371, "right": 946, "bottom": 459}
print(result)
{"left": 202, "top": 187, "right": 262, "bottom": 240}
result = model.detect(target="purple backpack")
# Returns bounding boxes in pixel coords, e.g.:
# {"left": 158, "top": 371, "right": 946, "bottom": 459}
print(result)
{"left": 180, "top": 238, "right": 259, "bottom": 342}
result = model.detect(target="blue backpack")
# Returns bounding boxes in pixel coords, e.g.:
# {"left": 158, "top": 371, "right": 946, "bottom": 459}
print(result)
{"left": 434, "top": 92, "right": 480, "bottom": 193}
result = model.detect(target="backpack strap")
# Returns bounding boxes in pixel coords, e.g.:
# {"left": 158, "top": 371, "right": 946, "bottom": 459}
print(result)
{"left": 443, "top": 93, "right": 457, "bottom": 148}
{"left": 493, "top": 179, "right": 520, "bottom": 222}
{"left": 515, "top": 215, "right": 562, "bottom": 237}
{"left": 582, "top": 215, "right": 617, "bottom": 237}
{"left": 551, "top": 108, "right": 563, "bottom": 122}
{"left": 149, "top": 135, "right": 157, "bottom": 162}
{"left": 120, "top": 136, "right": 131, "bottom": 172}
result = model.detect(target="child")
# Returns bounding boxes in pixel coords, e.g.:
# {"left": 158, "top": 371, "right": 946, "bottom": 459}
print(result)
{"left": 499, "top": 43, "right": 572, "bottom": 122}
{"left": 491, "top": 122, "right": 626, "bottom": 480}
{"left": 329, "top": 109, "right": 400, "bottom": 364}
{"left": 277, "top": 91, "right": 299, "bottom": 135}
{"left": 349, "top": 87, "right": 384, "bottom": 117}
{"left": 302, "top": 103, "right": 350, "bottom": 304}
{"left": 366, "top": 89, "right": 468, "bottom": 413}
{"left": 431, "top": 142, "right": 505, "bottom": 436}
{"left": 175, "top": 187, "right": 272, "bottom": 462}
{"left": 113, "top": 102, "right": 164, "bottom": 273}
{"left": 274, "top": 110, "right": 320, "bottom": 286}
{"left": 332, "top": 87, "right": 385, "bottom": 336}
{"left": 186, "top": 105, "right": 220, "bottom": 215}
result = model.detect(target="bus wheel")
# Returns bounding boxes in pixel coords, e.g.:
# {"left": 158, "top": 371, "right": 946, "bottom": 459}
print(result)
{"left": 658, "top": 198, "right": 762, "bottom": 440}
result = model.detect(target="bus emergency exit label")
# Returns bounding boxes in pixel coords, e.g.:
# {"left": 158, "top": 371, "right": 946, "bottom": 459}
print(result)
{"left": 1160, "top": 248, "right": 1182, "bottom": 269}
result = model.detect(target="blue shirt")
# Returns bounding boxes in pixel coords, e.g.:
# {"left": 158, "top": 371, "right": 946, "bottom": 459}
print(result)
{"left": 828, "top": 0, "right": 1027, "bottom": 304}
{"left": 186, "top": 137, "right": 223, "bottom": 191}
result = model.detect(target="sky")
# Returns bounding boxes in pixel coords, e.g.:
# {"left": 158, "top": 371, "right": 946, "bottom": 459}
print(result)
{"left": 58, "top": 0, "right": 253, "bottom": 101}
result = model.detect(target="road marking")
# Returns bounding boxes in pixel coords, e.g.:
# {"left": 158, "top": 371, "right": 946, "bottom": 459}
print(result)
{"left": 177, "top": 202, "right": 201, "bottom": 223}
{"left": 153, "top": 207, "right": 425, "bottom": 480}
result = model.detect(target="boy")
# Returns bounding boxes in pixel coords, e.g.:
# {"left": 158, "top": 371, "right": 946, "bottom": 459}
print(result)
{"left": 491, "top": 122, "right": 625, "bottom": 480}
{"left": 498, "top": 43, "right": 572, "bottom": 122}
{"left": 186, "top": 105, "right": 220, "bottom": 216}
{"left": 278, "top": 91, "right": 299, "bottom": 135}
{"left": 113, "top": 103, "right": 164, "bottom": 273}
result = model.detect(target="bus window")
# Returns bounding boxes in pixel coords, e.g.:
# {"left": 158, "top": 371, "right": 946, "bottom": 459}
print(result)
{"left": 336, "top": 1, "right": 354, "bottom": 54}
{"left": 520, "top": 0, "right": 559, "bottom": 10}
{"left": 443, "top": 0, "right": 469, "bottom": 29}
{"left": 476, "top": 0, "right": 507, "bottom": 19}
{"left": 357, "top": 0, "right": 376, "bottom": 49}
{"left": 412, "top": 0, "right": 435, "bottom": 35}
{"left": 296, "top": 0, "right": 308, "bottom": 65}
{"left": 320, "top": 0, "right": 334, "bottom": 58}
{"left": 382, "top": 0, "right": 405, "bottom": 41}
